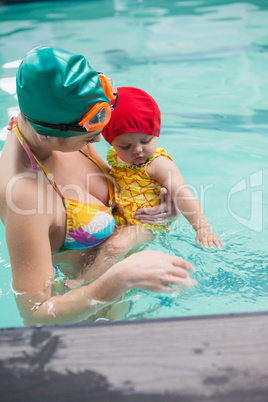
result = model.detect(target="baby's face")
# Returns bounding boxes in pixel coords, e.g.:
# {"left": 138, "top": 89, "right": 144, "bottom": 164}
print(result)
{"left": 111, "top": 132, "right": 157, "bottom": 166}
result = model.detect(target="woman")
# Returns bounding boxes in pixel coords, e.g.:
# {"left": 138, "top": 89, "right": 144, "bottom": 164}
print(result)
{"left": 0, "top": 46, "right": 196, "bottom": 325}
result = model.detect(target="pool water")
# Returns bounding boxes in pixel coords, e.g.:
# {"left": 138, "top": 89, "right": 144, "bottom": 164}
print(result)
{"left": 0, "top": 0, "right": 267, "bottom": 328}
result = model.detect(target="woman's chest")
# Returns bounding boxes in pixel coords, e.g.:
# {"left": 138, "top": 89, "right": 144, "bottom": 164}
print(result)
{"left": 50, "top": 151, "right": 109, "bottom": 206}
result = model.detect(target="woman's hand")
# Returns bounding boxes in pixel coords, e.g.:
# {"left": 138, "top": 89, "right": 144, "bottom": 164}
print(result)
{"left": 134, "top": 187, "right": 179, "bottom": 224}
{"left": 195, "top": 228, "right": 223, "bottom": 250}
{"left": 115, "top": 250, "right": 197, "bottom": 293}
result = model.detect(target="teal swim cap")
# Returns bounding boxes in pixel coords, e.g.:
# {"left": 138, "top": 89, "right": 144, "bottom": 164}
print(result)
{"left": 16, "top": 46, "right": 109, "bottom": 137}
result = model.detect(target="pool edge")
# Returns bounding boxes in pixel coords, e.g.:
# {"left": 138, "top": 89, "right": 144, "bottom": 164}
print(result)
{"left": 1, "top": 311, "right": 267, "bottom": 401}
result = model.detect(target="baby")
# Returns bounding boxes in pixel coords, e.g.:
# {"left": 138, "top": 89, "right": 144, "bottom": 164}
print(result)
{"left": 102, "top": 87, "right": 222, "bottom": 250}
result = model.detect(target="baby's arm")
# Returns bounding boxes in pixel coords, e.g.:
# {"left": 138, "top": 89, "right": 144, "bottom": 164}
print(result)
{"left": 147, "top": 156, "right": 222, "bottom": 250}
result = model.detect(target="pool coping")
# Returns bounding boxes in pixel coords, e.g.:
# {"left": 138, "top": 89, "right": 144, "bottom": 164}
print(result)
{"left": 1, "top": 310, "right": 268, "bottom": 401}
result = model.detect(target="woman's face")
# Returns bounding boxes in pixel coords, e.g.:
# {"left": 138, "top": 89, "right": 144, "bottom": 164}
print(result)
{"left": 56, "top": 129, "right": 102, "bottom": 151}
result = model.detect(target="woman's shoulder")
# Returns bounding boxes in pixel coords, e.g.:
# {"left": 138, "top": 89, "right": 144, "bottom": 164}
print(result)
{"left": 5, "top": 173, "right": 43, "bottom": 217}
{"left": 0, "top": 144, "right": 36, "bottom": 222}
{"left": 1, "top": 160, "right": 59, "bottom": 226}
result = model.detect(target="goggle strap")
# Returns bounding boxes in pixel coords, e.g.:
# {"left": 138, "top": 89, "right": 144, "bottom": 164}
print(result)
{"left": 98, "top": 72, "right": 117, "bottom": 101}
{"left": 22, "top": 113, "right": 87, "bottom": 132}
{"left": 112, "top": 93, "right": 119, "bottom": 109}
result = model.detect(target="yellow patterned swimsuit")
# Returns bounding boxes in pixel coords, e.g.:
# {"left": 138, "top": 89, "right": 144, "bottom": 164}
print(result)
{"left": 107, "top": 147, "right": 173, "bottom": 233}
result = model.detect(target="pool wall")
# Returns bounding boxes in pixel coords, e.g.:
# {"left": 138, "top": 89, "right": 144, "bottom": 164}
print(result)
{"left": 1, "top": 311, "right": 268, "bottom": 401}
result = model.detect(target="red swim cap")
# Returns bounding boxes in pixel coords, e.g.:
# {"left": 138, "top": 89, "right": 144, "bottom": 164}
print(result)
{"left": 102, "top": 86, "right": 161, "bottom": 144}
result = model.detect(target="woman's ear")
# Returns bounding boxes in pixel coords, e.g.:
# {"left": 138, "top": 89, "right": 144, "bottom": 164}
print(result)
{"left": 36, "top": 133, "right": 51, "bottom": 143}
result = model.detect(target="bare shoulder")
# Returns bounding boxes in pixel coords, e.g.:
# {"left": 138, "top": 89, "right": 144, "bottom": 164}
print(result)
{"left": 146, "top": 155, "right": 179, "bottom": 178}
{"left": 3, "top": 171, "right": 47, "bottom": 222}
{"left": 4, "top": 172, "right": 55, "bottom": 233}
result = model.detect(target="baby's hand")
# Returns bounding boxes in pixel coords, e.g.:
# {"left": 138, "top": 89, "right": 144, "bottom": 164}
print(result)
{"left": 195, "top": 228, "right": 223, "bottom": 250}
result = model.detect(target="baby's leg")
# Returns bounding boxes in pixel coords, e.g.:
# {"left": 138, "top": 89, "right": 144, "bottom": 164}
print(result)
{"left": 80, "top": 225, "right": 154, "bottom": 282}
{"left": 106, "top": 224, "right": 154, "bottom": 255}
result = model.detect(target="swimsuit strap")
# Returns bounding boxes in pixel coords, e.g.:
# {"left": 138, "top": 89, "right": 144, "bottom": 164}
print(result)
{"left": 79, "top": 149, "right": 115, "bottom": 207}
{"left": 9, "top": 117, "right": 64, "bottom": 197}
{"left": 8, "top": 117, "right": 37, "bottom": 169}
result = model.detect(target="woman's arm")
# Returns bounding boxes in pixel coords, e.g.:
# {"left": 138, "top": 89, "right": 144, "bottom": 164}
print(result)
{"left": 15, "top": 250, "right": 196, "bottom": 325}
{"left": 6, "top": 182, "right": 196, "bottom": 325}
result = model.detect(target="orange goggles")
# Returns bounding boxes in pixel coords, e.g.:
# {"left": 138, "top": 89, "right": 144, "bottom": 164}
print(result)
{"left": 78, "top": 74, "right": 118, "bottom": 132}
{"left": 79, "top": 101, "right": 112, "bottom": 131}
